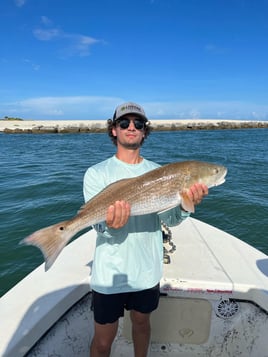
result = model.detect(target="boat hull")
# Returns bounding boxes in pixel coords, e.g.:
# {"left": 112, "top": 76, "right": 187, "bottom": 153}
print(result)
{"left": 1, "top": 218, "right": 268, "bottom": 357}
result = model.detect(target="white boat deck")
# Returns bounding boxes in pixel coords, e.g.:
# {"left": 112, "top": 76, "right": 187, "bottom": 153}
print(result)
{"left": 0, "top": 218, "right": 268, "bottom": 357}
{"left": 0, "top": 231, "right": 95, "bottom": 357}
{"left": 162, "top": 218, "right": 268, "bottom": 309}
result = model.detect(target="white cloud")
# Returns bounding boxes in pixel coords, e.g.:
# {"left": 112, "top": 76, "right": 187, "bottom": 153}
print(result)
{"left": 41, "top": 16, "right": 53, "bottom": 26}
{"left": 23, "top": 59, "right": 40, "bottom": 71}
{"left": 14, "top": 0, "right": 26, "bottom": 7}
{"left": 61, "top": 33, "right": 100, "bottom": 57}
{"left": 189, "top": 109, "right": 201, "bottom": 119}
{"left": 143, "top": 100, "right": 268, "bottom": 120}
{"left": 205, "top": 44, "right": 229, "bottom": 55}
{"left": 33, "top": 18, "right": 101, "bottom": 57}
{"left": 2, "top": 96, "right": 123, "bottom": 119}
{"left": 33, "top": 28, "right": 61, "bottom": 41}
{"left": 2, "top": 96, "right": 268, "bottom": 120}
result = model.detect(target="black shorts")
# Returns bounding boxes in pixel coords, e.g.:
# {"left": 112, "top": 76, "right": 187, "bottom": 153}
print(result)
{"left": 91, "top": 284, "right": 160, "bottom": 324}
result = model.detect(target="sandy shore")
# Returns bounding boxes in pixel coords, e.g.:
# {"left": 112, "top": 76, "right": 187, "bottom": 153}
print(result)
{"left": 0, "top": 119, "right": 267, "bottom": 133}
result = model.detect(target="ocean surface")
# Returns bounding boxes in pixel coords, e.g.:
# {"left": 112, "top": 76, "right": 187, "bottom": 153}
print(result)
{"left": 0, "top": 128, "right": 268, "bottom": 297}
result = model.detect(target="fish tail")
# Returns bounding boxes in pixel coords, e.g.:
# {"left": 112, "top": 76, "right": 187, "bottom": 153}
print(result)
{"left": 20, "top": 221, "right": 70, "bottom": 271}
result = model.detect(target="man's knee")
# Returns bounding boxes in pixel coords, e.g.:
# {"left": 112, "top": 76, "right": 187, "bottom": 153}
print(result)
{"left": 91, "top": 336, "right": 112, "bottom": 354}
{"left": 130, "top": 310, "right": 150, "bottom": 329}
{"left": 90, "top": 320, "right": 119, "bottom": 356}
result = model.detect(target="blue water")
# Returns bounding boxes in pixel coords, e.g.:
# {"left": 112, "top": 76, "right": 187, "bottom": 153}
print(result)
{"left": 0, "top": 129, "right": 268, "bottom": 297}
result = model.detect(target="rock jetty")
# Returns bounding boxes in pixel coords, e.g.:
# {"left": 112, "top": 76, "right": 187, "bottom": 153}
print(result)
{"left": 0, "top": 119, "right": 267, "bottom": 134}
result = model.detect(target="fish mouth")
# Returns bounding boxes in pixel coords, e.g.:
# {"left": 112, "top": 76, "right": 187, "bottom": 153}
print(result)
{"left": 216, "top": 177, "right": 226, "bottom": 186}
{"left": 215, "top": 168, "right": 228, "bottom": 186}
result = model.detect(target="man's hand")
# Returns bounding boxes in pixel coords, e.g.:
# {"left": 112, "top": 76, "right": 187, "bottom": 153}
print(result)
{"left": 106, "top": 200, "right": 131, "bottom": 229}
{"left": 180, "top": 183, "right": 209, "bottom": 213}
{"left": 188, "top": 183, "right": 208, "bottom": 206}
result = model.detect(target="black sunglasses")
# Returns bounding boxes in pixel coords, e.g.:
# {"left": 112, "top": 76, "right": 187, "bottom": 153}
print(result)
{"left": 116, "top": 117, "right": 146, "bottom": 130}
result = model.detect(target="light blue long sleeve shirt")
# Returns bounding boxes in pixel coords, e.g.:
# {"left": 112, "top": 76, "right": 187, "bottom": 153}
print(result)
{"left": 83, "top": 155, "right": 189, "bottom": 294}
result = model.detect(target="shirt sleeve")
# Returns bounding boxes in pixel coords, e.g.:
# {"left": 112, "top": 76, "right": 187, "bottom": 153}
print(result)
{"left": 158, "top": 206, "right": 190, "bottom": 227}
{"left": 83, "top": 166, "right": 124, "bottom": 238}
{"left": 83, "top": 166, "right": 103, "bottom": 202}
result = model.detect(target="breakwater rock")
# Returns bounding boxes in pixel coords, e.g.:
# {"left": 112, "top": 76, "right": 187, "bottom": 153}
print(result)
{"left": 1, "top": 119, "right": 268, "bottom": 134}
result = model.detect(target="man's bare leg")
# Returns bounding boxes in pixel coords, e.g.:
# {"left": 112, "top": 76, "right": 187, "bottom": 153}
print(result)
{"left": 90, "top": 320, "right": 118, "bottom": 357}
{"left": 130, "top": 310, "right": 151, "bottom": 357}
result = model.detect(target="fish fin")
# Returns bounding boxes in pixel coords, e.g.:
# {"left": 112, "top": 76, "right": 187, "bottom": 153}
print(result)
{"left": 20, "top": 221, "right": 70, "bottom": 271}
{"left": 180, "top": 191, "right": 195, "bottom": 213}
{"left": 77, "top": 202, "right": 87, "bottom": 215}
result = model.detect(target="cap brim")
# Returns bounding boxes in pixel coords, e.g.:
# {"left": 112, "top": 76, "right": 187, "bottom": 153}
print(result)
{"left": 113, "top": 112, "right": 148, "bottom": 122}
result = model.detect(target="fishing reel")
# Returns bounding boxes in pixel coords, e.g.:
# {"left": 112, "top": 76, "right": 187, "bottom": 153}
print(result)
{"left": 161, "top": 221, "right": 176, "bottom": 264}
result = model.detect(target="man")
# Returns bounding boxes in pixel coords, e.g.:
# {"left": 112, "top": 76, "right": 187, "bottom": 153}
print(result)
{"left": 83, "top": 102, "right": 208, "bottom": 357}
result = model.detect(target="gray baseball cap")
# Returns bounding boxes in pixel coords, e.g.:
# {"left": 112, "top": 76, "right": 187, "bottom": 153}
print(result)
{"left": 112, "top": 102, "right": 148, "bottom": 122}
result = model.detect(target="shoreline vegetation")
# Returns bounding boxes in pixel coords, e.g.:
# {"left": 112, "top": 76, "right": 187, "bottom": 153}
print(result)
{"left": 0, "top": 119, "right": 268, "bottom": 133}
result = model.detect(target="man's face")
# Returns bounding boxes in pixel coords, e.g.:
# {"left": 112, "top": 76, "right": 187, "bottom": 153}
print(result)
{"left": 112, "top": 115, "right": 146, "bottom": 150}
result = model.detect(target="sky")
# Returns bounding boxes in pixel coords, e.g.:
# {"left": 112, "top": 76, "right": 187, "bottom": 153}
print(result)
{"left": 1, "top": 0, "right": 268, "bottom": 121}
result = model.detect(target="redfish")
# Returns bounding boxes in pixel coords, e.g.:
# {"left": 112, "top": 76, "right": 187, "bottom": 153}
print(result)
{"left": 21, "top": 161, "right": 227, "bottom": 270}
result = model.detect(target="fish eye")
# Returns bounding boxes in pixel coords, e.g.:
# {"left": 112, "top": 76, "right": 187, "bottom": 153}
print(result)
{"left": 59, "top": 226, "right": 65, "bottom": 231}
